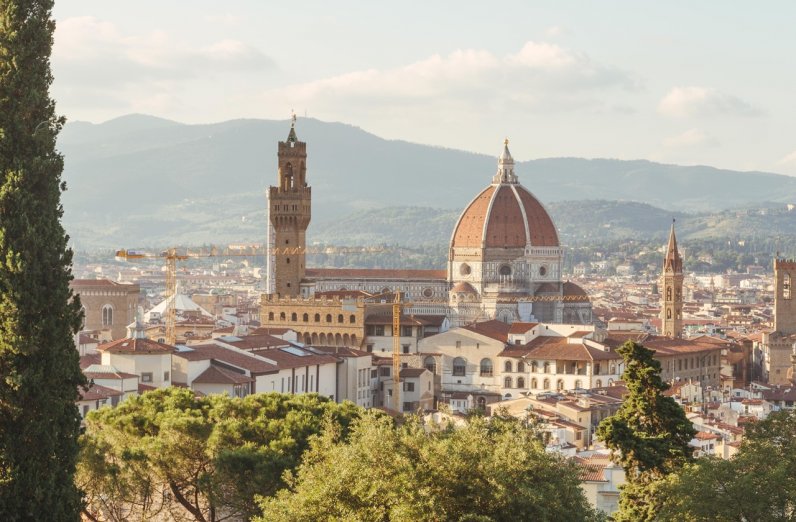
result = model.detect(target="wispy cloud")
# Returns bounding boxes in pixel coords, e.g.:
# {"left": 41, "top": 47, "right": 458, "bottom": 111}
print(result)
{"left": 261, "top": 41, "right": 636, "bottom": 118}
{"left": 658, "top": 86, "right": 760, "bottom": 119}
{"left": 664, "top": 128, "right": 717, "bottom": 148}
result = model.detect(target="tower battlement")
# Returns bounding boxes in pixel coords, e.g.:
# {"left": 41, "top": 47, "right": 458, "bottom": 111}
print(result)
{"left": 774, "top": 258, "right": 796, "bottom": 270}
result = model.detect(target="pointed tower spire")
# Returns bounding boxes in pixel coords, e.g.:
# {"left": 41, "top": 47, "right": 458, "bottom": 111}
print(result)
{"left": 664, "top": 219, "right": 682, "bottom": 272}
{"left": 286, "top": 111, "right": 298, "bottom": 143}
{"left": 661, "top": 219, "right": 684, "bottom": 338}
{"left": 492, "top": 137, "right": 518, "bottom": 184}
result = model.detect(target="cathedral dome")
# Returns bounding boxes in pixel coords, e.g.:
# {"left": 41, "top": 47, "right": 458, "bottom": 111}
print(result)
{"left": 450, "top": 140, "right": 559, "bottom": 249}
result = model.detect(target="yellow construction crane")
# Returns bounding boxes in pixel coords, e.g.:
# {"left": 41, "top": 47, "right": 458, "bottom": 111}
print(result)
{"left": 115, "top": 245, "right": 386, "bottom": 346}
{"left": 392, "top": 292, "right": 402, "bottom": 413}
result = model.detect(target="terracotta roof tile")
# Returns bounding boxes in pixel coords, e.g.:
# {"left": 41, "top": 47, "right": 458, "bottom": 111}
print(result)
{"left": 98, "top": 338, "right": 175, "bottom": 354}
{"left": 306, "top": 268, "right": 446, "bottom": 280}
{"left": 192, "top": 364, "right": 254, "bottom": 385}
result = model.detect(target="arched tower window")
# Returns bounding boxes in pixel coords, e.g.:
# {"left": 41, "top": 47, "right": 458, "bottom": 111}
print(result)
{"left": 303, "top": 313, "right": 309, "bottom": 322}
{"left": 517, "top": 377, "right": 525, "bottom": 388}
{"left": 504, "top": 361, "right": 513, "bottom": 373}
{"left": 517, "top": 361, "right": 525, "bottom": 373}
{"left": 101, "top": 304, "right": 113, "bottom": 327}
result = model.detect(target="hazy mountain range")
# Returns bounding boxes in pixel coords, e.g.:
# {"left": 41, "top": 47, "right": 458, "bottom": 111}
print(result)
{"left": 58, "top": 115, "right": 796, "bottom": 250}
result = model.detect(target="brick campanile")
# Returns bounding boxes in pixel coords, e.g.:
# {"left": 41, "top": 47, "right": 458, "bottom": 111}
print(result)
{"left": 661, "top": 220, "right": 683, "bottom": 338}
{"left": 267, "top": 116, "right": 311, "bottom": 296}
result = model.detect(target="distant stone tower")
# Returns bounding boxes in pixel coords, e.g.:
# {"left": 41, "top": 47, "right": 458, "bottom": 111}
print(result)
{"left": 266, "top": 115, "right": 311, "bottom": 296}
{"left": 660, "top": 221, "right": 683, "bottom": 337}
{"left": 774, "top": 258, "right": 796, "bottom": 335}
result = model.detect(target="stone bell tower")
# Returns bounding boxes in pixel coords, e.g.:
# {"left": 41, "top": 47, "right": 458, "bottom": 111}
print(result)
{"left": 660, "top": 220, "right": 683, "bottom": 337}
{"left": 266, "top": 115, "right": 311, "bottom": 296}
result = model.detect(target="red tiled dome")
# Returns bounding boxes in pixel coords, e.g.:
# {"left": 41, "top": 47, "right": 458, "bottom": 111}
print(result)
{"left": 451, "top": 184, "right": 559, "bottom": 249}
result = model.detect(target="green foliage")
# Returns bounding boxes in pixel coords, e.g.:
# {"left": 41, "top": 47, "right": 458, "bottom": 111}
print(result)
{"left": 258, "top": 413, "right": 598, "bottom": 522}
{"left": 0, "top": 1, "right": 86, "bottom": 519}
{"left": 78, "top": 388, "right": 365, "bottom": 522}
{"left": 657, "top": 409, "right": 796, "bottom": 521}
{"left": 596, "top": 341, "right": 695, "bottom": 522}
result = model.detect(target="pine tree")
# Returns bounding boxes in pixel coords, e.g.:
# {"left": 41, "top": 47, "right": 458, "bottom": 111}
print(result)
{"left": 0, "top": 1, "right": 86, "bottom": 519}
{"left": 596, "top": 340, "right": 696, "bottom": 521}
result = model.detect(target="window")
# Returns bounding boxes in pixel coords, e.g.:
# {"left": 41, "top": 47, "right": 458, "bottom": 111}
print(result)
{"left": 163, "top": 371, "right": 170, "bottom": 382}
{"left": 338, "top": 314, "right": 344, "bottom": 323}
{"left": 504, "top": 361, "right": 513, "bottom": 373}
{"left": 403, "top": 402, "right": 413, "bottom": 412}
{"left": 480, "top": 358, "right": 493, "bottom": 377}
{"left": 401, "top": 325, "right": 413, "bottom": 337}
{"left": 82, "top": 405, "right": 89, "bottom": 417}
{"left": 517, "top": 361, "right": 525, "bottom": 373}
{"left": 517, "top": 377, "right": 525, "bottom": 388}
{"left": 314, "top": 313, "right": 320, "bottom": 322}
{"left": 595, "top": 379, "right": 602, "bottom": 388}
{"left": 531, "top": 378, "right": 538, "bottom": 389}
{"left": 455, "top": 341, "right": 461, "bottom": 349}
{"left": 499, "top": 265, "right": 512, "bottom": 276}
{"left": 404, "top": 382, "right": 415, "bottom": 392}
{"left": 424, "top": 356, "right": 436, "bottom": 374}
{"left": 575, "top": 380, "right": 582, "bottom": 389}
{"left": 504, "top": 377, "right": 512, "bottom": 388}
{"left": 543, "top": 362, "right": 550, "bottom": 374}
{"left": 280, "top": 312, "right": 286, "bottom": 321}
{"left": 349, "top": 314, "right": 356, "bottom": 324}
{"left": 101, "top": 304, "right": 113, "bottom": 326}
{"left": 531, "top": 361, "right": 538, "bottom": 373}
{"left": 268, "top": 312, "right": 274, "bottom": 321}
{"left": 785, "top": 274, "right": 792, "bottom": 300}
{"left": 543, "top": 378, "right": 550, "bottom": 390}
{"left": 366, "top": 344, "right": 373, "bottom": 353}
{"left": 379, "top": 367, "right": 391, "bottom": 377}
{"left": 303, "top": 313, "right": 309, "bottom": 322}
{"left": 557, "top": 379, "right": 564, "bottom": 391}
{"left": 453, "top": 357, "right": 466, "bottom": 376}
{"left": 402, "top": 345, "right": 410, "bottom": 354}
{"left": 326, "top": 314, "right": 332, "bottom": 323}
{"left": 374, "top": 325, "right": 385, "bottom": 336}
{"left": 291, "top": 312, "right": 297, "bottom": 321}
{"left": 141, "top": 372, "right": 153, "bottom": 383}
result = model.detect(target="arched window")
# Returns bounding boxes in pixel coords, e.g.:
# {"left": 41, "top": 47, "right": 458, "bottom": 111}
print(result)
{"left": 337, "top": 314, "right": 344, "bottom": 323}
{"left": 543, "top": 362, "right": 550, "bottom": 374}
{"left": 268, "top": 312, "right": 274, "bottom": 321}
{"left": 326, "top": 314, "right": 332, "bottom": 323}
{"left": 504, "top": 377, "right": 512, "bottom": 388}
{"left": 314, "top": 313, "right": 320, "bottom": 322}
{"left": 499, "top": 265, "right": 512, "bottom": 276}
{"left": 575, "top": 380, "right": 582, "bottom": 390}
{"left": 424, "top": 356, "right": 436, "bottom": 374}
{"left": 477, "top": 397, "right": 486, "bottom": 409}
{"left": 303, "top": 313, "right": 309, "bottom": 322}
{"left": 543, "top": 378, "right": 550, "bottom": 390}
{"left": 280, "top": 312, "right": 286, "bottom": 321}
{"left": 608, "top": 378, "right": 614, "bottom": 386}
{"left": 666, "top": 286, "right": 672, "bottom": 301}
{"left": 530, "top": 378, "right": 537, "bottom": 389}
{"left": 667, "top": 309, "right": 672, "bottom": 319}
{"left": 349, "top": 314, "right": 356, "bottom": 324}
{"left": 595, "top": 379, "right": 603, "bottom": 388}
{"left": 610, "top": 363, "right": 616, "bottom": 374}
{"left": 517, "top": 361, "right": 525, "bottom": 373}
{"left": 101, "top": 304, "right": 113, "bottom": 326}
{"left": 517, "top": 377, "right": 525, "bottom": 389}
{"left": 453, "top": 357, "right": 466, "bottom": 376}
{"left": 531, "top": 361, "right": 538, "bottom": 373}
{"left": 480, "top": 358, "right": 493, "bottom": 377}
{"left": 291, "top": 312, "right": 297, "bottom": 321}
{"left": 557, "top": 379, "right": 564, "bottom": 391}
{"left": 504, "top": 361, "right": 513, "bottom": 373}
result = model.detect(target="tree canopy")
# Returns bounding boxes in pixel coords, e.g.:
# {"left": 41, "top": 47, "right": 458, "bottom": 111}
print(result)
{"left": 258, "top": 413, "right": 599, "bottom": 522}
{"left": 0, "top": 1, "right": 86, "bottom": 519}
{"left": 595, "top": 341, "right": 695, "bottom": 521}
{"left": 78, "top": 388, "right": 365, "bottom": 522}
{"left": 657, "top": 409, "right": 796, "bottom": 521}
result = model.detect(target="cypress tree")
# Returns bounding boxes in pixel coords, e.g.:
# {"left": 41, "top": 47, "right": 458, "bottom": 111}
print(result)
{"left": 0, "top": 1, "right": 86, "bottom": 520}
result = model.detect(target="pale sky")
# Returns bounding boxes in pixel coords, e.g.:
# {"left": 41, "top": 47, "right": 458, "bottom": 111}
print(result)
{"left": 51, "top": 1, "right": 796, "bottom": 175}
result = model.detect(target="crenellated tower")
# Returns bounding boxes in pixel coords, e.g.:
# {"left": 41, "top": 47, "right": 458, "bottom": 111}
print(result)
{"left": 660, "top": 220, "right": 683, "bottom": 337}
{"left": 266, "top": 115, "right": 311, "bottom": 296}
